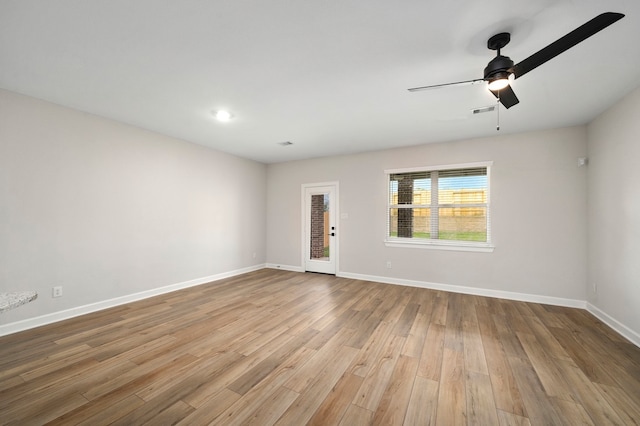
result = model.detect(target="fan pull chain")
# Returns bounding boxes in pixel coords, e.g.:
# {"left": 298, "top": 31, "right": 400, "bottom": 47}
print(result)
{"left": 496, "top": 94, "right": 500, "bottom": 131}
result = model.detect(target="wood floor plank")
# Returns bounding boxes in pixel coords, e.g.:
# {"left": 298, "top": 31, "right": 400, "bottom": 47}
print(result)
{"left": 371, "top": 285, "right": 414, "bottom": 323}
{"left": 234, "top": 325, "right": 292, "bottom": 357}
{"left": 554, "top": 359, "right": 626, "bottom": 425}
{"left": 500, "top": 300, "right": 535, "bottom": 335}
{"left": 284, "top": 326, "right": 356, "bottom": 393}
{"left": 0, "top": 357, "right": 100, "bottom": 412}
{"left": 146, "top": 400, "right": 194, "bottom": 425}
{"left": 552, "top": 319, "right": 640, "bottom": 401}
{"left": 595, "top": 382, "right": 640, "bottom": 425}
{"left": 46, "top": 393, "right": 146, "bottom": 426}
{"left": 349, "top": 320, "right": 395, "bottom": 378}
{"left": 444, "top": 293, "right": 464, "bottom": 352}
{"left": 109, "top": 357, "right": 233, "bottom": 426}
{"left": 430, "top": 293, "right": 448, "bottom": 326}
{"left": 346, "top": 311, "right": 382, "bottom": 350}
{"left": 212, "top": 369, "right": 299, "bottom": 425}
{"left": 227, "top": 328, "right": 318, "bottom": 395}
{"left": 275, "top": 345, "right": 359, "bottom": 425}
{"left": 436, "top": 347, "right": 466, "bottom": 425}
{"left": 507, "top": 355, "right": 565, "bottom": 425}
{"left": 307, "top": 310, "right": 359, "bottom": 349}
{"left": 135, "top": 355, "right": 204, "bottom": 401}
{"left": 475, "top": 304, "right": 527, "bottom": 417}
{"left": 371, "top": 354, "right": 419, "bottom": 425}
{"left": 0, "top": 269, "right": 638, "bottom": 425}
{"left": 393, "top": 302, "right": 420, "bottom": 338}
{"left": 550, "top": 398, "right": 595, "bottom": 426}
{"left": 17, "top": 344, "right": 97, "bottom": 382}
{"left": 3, "top": 391, "right": 88, "bottom": 426}
{"left": 417, "top": 322, "right": 446, "bottom": 381}
{"left": 492, "top": 312, "right": 529, "bottom": 360}
{"left": 179, "top": 348, "right": 283, "bottom": 410}
{"left": 349, "top": 284, "right": 384, "bottom": 312}
{"left": 83, "top": 344, "right": 224, "bottom": 402}
{"left": 462, "top": 301, "right": 489, "bottom": 375}
{"left": 0, "top": 343, "right": 92, "bottom": 383}
{"left": 527, "top": 303, "right": 567, "bottom": 329}
{"left": 465, "top": 371, "right": 499, "bottom": 425}
{"left": 548, "top": 326, "right": 621, "bottom": 387}
{"left": 404, "top": 375, "right": 439, "bottom": 425}
{"left": 176, "top": 388, "right": 241, "bottom": 425}
{"left": 307, "top": 373, "right": 364, "bottom": 426}
{"left": 0, "top": 375, "right": 23, "bottom": 393}
{"left": 401, "top": 311, "right": 427, "bottom": 358}
{"left": 525, "top": 315, "right": 572, "bottom": 362}
{"left": 213, "top": 345, "right": 317, "bottom": 424}
{"left": 339, "top": 404, "right": 375, "bottom": 426}
{"left": 497, "top": 409, "right": 531, "bottom": 426}
{"left": 241, "top": 386, "right": 300, "bottom": 426}
{"left": 516, "top": 331, "right": 576, "bottom": 402}
{"left": 307, "top": 290, "right": 364, "bottom": 331}
{"left": 352, "top": 334, "right": 405, "bottom": 411}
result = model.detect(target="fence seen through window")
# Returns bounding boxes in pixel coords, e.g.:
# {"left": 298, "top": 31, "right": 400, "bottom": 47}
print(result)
{"left": 388, "top": 166, "right": 489, "bottom": 243}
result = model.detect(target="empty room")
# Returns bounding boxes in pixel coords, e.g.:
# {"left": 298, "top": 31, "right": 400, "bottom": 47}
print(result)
{"left": 1, "top": 1, "right": 639, "bottom": 425}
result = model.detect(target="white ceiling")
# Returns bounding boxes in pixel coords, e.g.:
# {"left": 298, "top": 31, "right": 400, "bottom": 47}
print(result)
{"left": 2, "top": 0, "right": 639, "bottom": 164}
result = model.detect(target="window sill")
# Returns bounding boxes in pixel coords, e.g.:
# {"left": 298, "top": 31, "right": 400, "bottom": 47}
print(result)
{"left": 384, "top": 238, "right": 495, "bottom": 253}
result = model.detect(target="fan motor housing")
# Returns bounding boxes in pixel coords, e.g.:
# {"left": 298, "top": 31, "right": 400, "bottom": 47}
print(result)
{"left": 484, "top": 55, "right": 514, "bottom": 79}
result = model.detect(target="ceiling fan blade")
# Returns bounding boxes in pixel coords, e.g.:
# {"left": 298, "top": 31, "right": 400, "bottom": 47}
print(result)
{"left": 490, "top": 85, "right": 519, "bottom": 109}
{"left": 408, "top": 78, "right": 485, "bottom": 92}
{"left": 511, "top": 12, "right": 624, "bottom": 79}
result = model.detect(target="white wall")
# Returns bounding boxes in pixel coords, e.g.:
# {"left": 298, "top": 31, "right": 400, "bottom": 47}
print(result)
{"left": 0, "top": 89, "right": 267, "bottom": 328}
{"left": 267, "top": 126, "right": 588, "bottom": 302}
{"left": 587, "top": 85, "right": 640, "bottom": 337}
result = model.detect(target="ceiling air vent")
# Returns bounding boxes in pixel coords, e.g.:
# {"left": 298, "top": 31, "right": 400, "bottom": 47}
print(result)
{"left": 472, "top": 105, "right": 496, "bottom": 115}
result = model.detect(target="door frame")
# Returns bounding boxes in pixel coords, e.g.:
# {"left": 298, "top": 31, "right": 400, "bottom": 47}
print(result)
{"left": 301, "top": 182, "right": 339, "bottom": 275}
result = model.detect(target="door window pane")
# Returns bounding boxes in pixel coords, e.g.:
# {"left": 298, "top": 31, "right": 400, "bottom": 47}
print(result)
{"left": 310, "top": 193, "right": 330, "bottom": 260}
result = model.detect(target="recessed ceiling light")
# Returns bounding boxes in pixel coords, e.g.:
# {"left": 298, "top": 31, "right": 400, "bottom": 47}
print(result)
{"left": 278, "top": 141, "right": 293, "bottom": 146}
{"left": 214, "top": 110, "right": 233, "bottom": 122}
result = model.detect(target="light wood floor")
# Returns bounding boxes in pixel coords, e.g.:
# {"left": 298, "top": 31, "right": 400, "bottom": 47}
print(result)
{"left": 1, "top": 269, "right": 639, "bottom": 425}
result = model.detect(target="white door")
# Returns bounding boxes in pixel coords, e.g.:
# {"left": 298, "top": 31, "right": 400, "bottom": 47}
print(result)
{"left": 303, "top": 184, "right": 337, "bottom": 274}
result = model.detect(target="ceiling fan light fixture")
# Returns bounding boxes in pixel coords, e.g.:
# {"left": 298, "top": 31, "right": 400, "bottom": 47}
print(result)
{"left": 487, "top": 72, "right": 512, "bottom": 91}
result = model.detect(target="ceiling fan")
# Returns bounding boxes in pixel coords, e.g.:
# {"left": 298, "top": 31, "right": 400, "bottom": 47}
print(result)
{"left": 408, "top": 12, "right": 625, "bottom": 109}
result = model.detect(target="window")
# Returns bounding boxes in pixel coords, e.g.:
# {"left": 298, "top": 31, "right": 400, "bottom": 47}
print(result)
{"left": 386, "top": 162, "right": 493, "bottom": 251}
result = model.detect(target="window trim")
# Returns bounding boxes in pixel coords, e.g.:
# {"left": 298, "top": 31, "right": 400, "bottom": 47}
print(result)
{"left": 384, "top": 161, "right": 495, "bottom": 252}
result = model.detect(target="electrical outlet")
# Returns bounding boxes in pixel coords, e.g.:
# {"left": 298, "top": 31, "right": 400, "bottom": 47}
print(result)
{"left": 52, "top": 286, "right": 63, "bottom": 298}
{"left": 252, "top": 252, "right": 257, "bottom": 259}
{"left": 386, "top": 261, "right": 392, "bottom": 269}
{"left": 593, "top": 282, "right": 597, "bottom": 293}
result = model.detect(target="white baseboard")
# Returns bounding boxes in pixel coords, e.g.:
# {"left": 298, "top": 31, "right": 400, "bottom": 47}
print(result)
{"left": 337, "top": 271, "right": 587, "bottom": 309}
{"left": 587, "top": 303, "right": 640, "bottom": 348}
{"left": 0, "top": 264, "right": 266, "bottom": 337}
{"left": 266, "top": 263, "right": 305, "bottom": 273}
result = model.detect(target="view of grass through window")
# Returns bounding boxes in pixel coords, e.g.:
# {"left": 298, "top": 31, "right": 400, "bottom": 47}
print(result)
{"left": 388, "top": 230, "right": 487, "bottom": 241}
